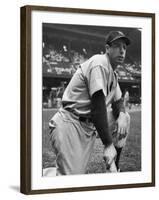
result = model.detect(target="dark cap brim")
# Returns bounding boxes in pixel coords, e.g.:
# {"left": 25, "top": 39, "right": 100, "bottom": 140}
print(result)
{"left": 110, "top": 36, "right": 131, "bottom": 45}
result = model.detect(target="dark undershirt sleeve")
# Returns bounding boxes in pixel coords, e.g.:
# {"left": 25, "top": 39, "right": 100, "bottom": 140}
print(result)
{"left": 91, "top": 90, "right": 112, "bottom": 147}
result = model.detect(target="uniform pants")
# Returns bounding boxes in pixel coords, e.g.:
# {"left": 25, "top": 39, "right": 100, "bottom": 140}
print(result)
{"left": 50, "top": 108, "right": 130, "bottom": 175}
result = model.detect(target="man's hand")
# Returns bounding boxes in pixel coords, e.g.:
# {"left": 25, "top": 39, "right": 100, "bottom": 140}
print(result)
{"left": 116, "top": 112, "right": 128, "bottom": 138}
{"left": 103, "top": 143, "right": 117, "bottom": 169}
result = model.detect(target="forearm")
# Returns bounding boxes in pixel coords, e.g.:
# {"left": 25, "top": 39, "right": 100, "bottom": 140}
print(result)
{"left": 91, "top": 90, "right": 112, "bottom": 147}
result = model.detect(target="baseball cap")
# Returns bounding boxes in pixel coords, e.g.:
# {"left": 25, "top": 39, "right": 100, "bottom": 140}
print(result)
{"left": 105, "top": 31, "right": 131, "bottom": 45}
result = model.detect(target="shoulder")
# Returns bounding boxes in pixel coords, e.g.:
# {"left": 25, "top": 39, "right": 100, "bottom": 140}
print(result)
{"left": 81, "top": 54, "right": 110, "bottom": 77}
{"left": 86, "top": 54, "right": 110, "bottom": 75}
{"left": 91, "top": 54, "right": 109, "bottom": 67}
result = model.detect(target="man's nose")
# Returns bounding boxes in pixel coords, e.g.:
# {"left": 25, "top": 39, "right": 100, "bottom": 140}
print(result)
{"left": 120, "top": 47, "right": 125, "bottom": 54}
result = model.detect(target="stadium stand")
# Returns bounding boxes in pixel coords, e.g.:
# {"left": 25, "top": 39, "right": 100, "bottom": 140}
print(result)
{"left": 42, "top": 24, "right": 141, "bottom": 108}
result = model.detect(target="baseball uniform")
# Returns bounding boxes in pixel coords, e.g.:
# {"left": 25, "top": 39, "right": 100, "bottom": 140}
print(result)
{"left": 49, "top": 54, "right": 130, "bottom": 175}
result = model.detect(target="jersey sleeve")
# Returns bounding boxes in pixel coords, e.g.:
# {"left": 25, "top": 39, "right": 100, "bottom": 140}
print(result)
{"left": 113, "top": 82, "right": 122, "bottom": 101}
{"left": 88, "top": 66, "right": 108, "bottom": 97}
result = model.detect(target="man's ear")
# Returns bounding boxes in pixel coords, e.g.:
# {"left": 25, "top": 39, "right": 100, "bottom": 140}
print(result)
{"left": 105, "top": 44, "right": 110, "bottom": 54}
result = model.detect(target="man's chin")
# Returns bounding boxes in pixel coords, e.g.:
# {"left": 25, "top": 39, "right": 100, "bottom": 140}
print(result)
{"left": 116, "top": 59, "right": 124, "bottom": 64}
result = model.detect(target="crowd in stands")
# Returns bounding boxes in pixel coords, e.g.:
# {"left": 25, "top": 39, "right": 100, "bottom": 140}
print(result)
{"left": 124, "top": 62, "right": 141, "bottom": 75}
{"left": 42, "top": 41, "right": 141, "bottom": 108}
{"left": 43, "top": 45, "right": 70, "bottom": 64}
{"left": 43, "top": 42, "right": 141, "bottom": 78}
{"left": 115, "top": 62, "right": 141, "bottom": 80}
{"left": 43, "top": 43, "right": 89, "bottom": 75}
{"left": 115, "top": 65, "right": 135, "bottom": 80}
{"left": 70, "top": 50, "right": 87, "bottom": 65}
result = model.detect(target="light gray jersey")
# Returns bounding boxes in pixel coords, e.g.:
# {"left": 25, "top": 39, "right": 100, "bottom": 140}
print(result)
{"left": 62, "top": 54, "right": 122, "bottom": 118}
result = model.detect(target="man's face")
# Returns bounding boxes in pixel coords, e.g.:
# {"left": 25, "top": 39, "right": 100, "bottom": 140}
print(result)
{"left": 107, "top": 39, "right": 127, "bottom": 65}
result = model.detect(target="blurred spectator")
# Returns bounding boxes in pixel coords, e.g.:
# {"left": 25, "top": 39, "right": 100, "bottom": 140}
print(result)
{"left": 43, "top": 41, "right": 141, "bottom": 80}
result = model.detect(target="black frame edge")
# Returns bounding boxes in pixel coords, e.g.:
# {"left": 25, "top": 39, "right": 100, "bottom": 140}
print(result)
{"left": 151, "top": 13, "right": 155, "bottom": 187}
{"left": 20, "top": 6, "right": 32, "bottom": 194}
{"left": 24, "top": 5, "right": 155, "bottom": 17}
{"left": 20, "top": 5, "right": 156, "bottom": 195}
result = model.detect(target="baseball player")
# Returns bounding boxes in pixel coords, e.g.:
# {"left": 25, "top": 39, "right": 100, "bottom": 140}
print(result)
{"left": 49, "top": 31, "right": 131, "bottom": 175}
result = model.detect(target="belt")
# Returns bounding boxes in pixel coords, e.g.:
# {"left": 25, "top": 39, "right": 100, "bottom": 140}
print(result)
{"left": 79, "top": 116, "right": 92, "bottom": 123}
{"left": 62, "top": 107, "right": 93, "bottom": 123}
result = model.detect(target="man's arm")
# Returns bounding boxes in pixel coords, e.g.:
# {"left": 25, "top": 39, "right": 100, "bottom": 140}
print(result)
{"left": 91, "top": 90, "right": 112, "bottom": 146}
{"left": 91, "top": 90, "right": 116, "bottom": 166}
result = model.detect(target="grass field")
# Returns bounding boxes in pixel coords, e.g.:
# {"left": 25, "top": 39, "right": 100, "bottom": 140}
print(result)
{"left": 42, "top": 108, "right": 141, "bottom": 173}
